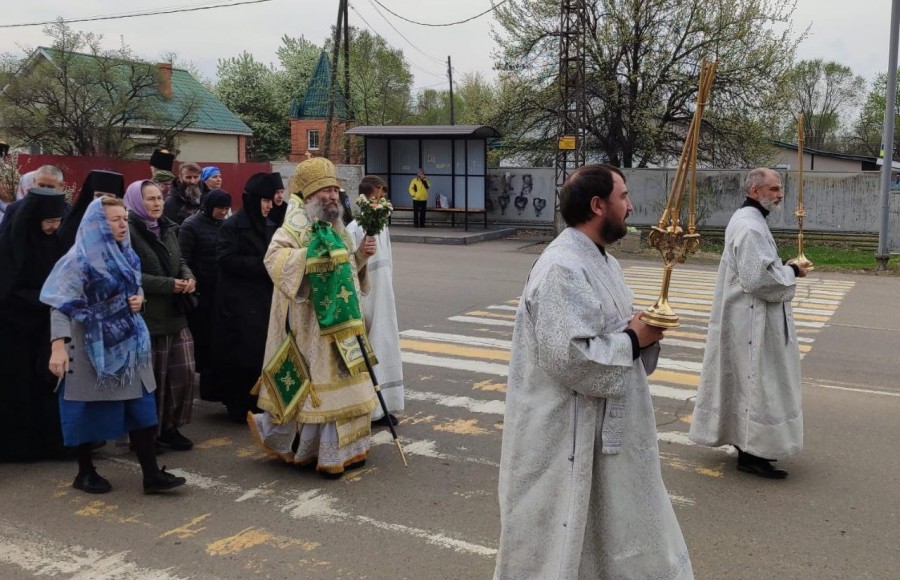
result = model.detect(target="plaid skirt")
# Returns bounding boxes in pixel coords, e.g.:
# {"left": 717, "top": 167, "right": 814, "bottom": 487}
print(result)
{"left": 152, "top": 327, "right": 196, "bottom": 433}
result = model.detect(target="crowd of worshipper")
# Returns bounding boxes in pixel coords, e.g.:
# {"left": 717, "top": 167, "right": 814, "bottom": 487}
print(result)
{"left": 2, "top": 153, "right": 809, "bottom": 578}
{"left": 0, "top": 150, "right": 404, "bottom": 493}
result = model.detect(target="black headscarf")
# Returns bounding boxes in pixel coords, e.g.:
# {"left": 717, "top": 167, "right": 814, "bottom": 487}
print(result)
{"left": 242, "top": 173, "right": 276, "bottom": 237}
{"left": 267, "top": 172, "right": 287, "bottom": 226}
{"left": 201, "top": 188, "right": 232, "bottom": 219}
{"left": 0, "top": 187, "right": 66, "bottom": 301}
{"left": 58, "top": 170, "right": 125, "bottom": 250}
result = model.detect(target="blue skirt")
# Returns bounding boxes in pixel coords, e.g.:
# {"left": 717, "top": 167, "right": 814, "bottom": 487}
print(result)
{"left": 58, "top": 382, "right": 158, "bottom": 447}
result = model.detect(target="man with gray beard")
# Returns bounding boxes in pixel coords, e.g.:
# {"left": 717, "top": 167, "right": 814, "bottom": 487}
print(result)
{"left": 247, "top": 157, "right": 379, "bottom": 479}
{"left": 690, "top": 168, "right": 808, "bottom": 479}
{"left": 163, "top": 162, "right": 203, "bottom": 225}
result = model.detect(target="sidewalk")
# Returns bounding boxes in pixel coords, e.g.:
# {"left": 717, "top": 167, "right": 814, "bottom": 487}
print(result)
{"left": 389, "top": 225, "right": 517, "bottom": 245}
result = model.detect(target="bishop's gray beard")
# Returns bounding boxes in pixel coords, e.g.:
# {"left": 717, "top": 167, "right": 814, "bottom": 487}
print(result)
{"left": 305, "top": 196, "right": 343, "bottom": 230}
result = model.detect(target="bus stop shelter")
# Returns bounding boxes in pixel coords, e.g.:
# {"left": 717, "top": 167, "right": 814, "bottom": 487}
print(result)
{"left": 345, "top": 125, "right": 501, "bottom": 230}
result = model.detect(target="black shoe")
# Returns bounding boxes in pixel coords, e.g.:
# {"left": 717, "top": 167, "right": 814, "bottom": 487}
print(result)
{"left": 157, "top": 428, "right": 193, "bottom": 451}
{"left": 737, "top": 459, "right": 788, "bottom": 479}
{"left": 73, "top": 469, "right": 112, "bottom": 494}
{"left": 371, "top": 414, "right": 398, "bottom": 427}
{"left": 346, "top": 459, "right": 366, "bottom": 471}
{"left": 143, "top": 467, "right": 187, "bottom": 494}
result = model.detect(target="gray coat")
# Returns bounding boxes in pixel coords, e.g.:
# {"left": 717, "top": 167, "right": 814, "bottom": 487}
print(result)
{"left": 50, "top": 306, "right": 156, "bottom": 402}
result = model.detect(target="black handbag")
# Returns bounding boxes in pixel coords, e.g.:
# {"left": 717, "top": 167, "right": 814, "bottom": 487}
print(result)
{"left": 173, "top": 291, "right": 199, "bottom": 314}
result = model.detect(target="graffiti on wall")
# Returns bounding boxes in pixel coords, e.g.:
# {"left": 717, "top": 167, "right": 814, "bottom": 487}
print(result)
{"left": 486, "top": 168, "right": 554, "bottom": 223}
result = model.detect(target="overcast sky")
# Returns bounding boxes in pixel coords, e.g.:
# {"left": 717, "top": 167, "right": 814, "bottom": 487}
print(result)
{"left": 0, "top": 0, "right": 894, "bottom": 92}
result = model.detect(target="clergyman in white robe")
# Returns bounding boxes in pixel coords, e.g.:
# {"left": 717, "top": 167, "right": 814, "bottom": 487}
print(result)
{"left": 347, "top": 221, "right": 404, "bottom": 420}
{"left": 689, "top": 194, "right": 803, "bottom": 461}
{"left": 494, "top": 226, "right": 692, "bottom": 580}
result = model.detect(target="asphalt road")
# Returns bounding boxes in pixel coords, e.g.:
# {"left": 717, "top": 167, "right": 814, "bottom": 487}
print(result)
{"left": 1, "top": 239, "right": 898, "bottom": 579}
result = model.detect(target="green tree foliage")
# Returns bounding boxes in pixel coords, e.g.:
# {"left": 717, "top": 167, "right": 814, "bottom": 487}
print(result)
{"left": 275, "top": 35, "right": 321, "bottom": 117}
{"left": 455, "top": 72, "right": 500, "bottom": 125}
{"left": 326, "top": 28, "right": 414, "bottom": 126}
{"left": 852, "top": 72, "right": 900, "bottom": 158}
{"left": 411, "top": 89, "right": 457, "bottom": 125}
{"left": 781, "top": 59, "right": 864, "bottom": 151}
{"left": 0, "top": 21, "right": 201, "bottom": 156}
{"left": 492, "top": 0, "right": 804, "bottom": 168}
{"left": 408, "top": 72, "right": 500, "bottom": 127}
{"left": 215, "top": 52, "right": 288, "bottom": 161}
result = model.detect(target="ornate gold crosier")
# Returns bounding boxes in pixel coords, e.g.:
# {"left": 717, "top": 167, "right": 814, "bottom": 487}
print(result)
{"left": 641, "top": 59, "right": 717, "bottom": 329}
{"left": 794, "top": 113, "right": 814, "bottom": 271}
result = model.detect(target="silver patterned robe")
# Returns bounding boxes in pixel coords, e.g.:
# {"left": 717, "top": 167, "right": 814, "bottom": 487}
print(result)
{"left": 494, "top": 227, "right": 692, "bottom": 580}
{"left": 347, "top": 222, "right": 404, "bottom": 419}
{"left": 689, "top": 205, "right": 803, "bottom": 458}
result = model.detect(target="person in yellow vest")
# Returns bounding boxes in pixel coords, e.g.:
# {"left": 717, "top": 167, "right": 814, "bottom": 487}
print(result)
{"left": 408, "top": 168, "right": 430, "bottom": 228}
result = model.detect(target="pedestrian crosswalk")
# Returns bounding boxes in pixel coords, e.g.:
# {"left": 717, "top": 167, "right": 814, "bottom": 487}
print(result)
{"left": 396, "top": 264, "right": 855, "bottom": 489}
{"left": 0, "top": 264, "right": 858, "bottom": 579}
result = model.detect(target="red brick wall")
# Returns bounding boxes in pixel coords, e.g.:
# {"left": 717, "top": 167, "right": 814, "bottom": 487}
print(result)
{"left": 237, "top": 136, "right": 248, "bottom": 163}
{"left": 290, "top": 119, "right": 353, "bottom": 164}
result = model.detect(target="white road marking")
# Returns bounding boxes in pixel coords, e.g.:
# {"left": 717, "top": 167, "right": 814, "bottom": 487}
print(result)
{"left": 406, "top": 389, "right": 507, "bottom": 415}
{"left": 657, "top": 357, "right": 703, "bottom": 373}
{"left": 656, "top": 432, "right": 736, "bottom": 455}
{"left": 668, "top": 494, "right": 696, "bottom": 507}
{"left": 370, "top": 430, "right": 500, "bottom": 467}
{"left": 806, "top": 382, "right": 900, "bottom": 398}
{"left": 650, "top": 384, "right": 697, "bottom": 401}
{"left": 448, "top": 315, "right": 515, "bottom": 327}
{"left": 486, "top": 304, "right": 518, "bottom": 312}
{"left": 105, "top": 459, "right": 497, "bottom": 557}
{"left": 0, "top": 519, "right": 188, "bottom": 580}
{"left": 402, "top": 352, "right": 509, "bottom": 376}
{"left": 400, "top": 329, "right": 512, "bottom": 350}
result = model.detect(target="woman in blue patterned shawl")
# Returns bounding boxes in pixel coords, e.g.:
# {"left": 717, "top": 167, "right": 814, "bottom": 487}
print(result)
{"left": 41, "top": 196, "right": 186, "bottom": 495}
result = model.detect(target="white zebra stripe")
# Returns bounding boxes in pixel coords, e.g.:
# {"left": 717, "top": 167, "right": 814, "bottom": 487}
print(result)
{"left": 448, "top": 315, "right": 516, "bottom": 327}
{"left": 402, "top": 352, "right": 509, "bottom": 376}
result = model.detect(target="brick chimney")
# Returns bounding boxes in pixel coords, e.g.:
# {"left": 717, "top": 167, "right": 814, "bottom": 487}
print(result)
{"left": 157, "top": 63, "right": 173, "bottom": 99}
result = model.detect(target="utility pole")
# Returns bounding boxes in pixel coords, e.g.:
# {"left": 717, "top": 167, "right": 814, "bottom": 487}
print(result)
{"left": 877, "top": 0, "right": 900, "bottom": 270}
{"left": 342, "top": 2, "right": 353, "bottom": 163}
{"left": 448, "top": 56, "right": 455, "bottom": 125}
{"left": 324, "top": 0, "right": 349, "bottom": 163}
{"left": 553, "top": 0, "right": 588, "bottom": 235}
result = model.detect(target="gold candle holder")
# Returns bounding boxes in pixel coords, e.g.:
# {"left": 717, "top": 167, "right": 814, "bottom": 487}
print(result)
{"left": 641, "top": 59, "right": 716, "bottom": 329}
{"left": 794, "top": 113, "right": 814, "bottom": 271}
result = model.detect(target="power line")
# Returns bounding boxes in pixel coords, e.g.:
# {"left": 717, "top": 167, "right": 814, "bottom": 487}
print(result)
{"left": 347, "top": 2, "right": 444, "bottom": 79}
{"left": 364, "top": 0, "right": 445, "bottom": 65}
{"left": 370, "top": 0, "right": 509, "bottom": 27}
{"left": 0, "top": 0, "right": 275, "bottom": 29}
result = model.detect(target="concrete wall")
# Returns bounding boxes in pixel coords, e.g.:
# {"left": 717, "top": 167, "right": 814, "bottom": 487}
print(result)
{"left": 482, "top": 168, "right": 900, "bottom": 251}
{"left": 177, "top": 132, "right": 243, "bottom": 163}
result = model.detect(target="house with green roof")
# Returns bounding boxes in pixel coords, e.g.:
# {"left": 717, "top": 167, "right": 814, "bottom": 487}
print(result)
{"left": 14, "top": 48, "right": 252, "bottom": 163}
{"left": 289, "top": 51, "right": 352, "bottom": 163}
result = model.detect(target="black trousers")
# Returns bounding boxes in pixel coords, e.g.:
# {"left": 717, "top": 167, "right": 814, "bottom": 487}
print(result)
{"left": 413, "top": 200, "right": 427, "bottom": 227}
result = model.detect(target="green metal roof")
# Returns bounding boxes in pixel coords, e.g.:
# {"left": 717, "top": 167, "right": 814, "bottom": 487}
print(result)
{"left": 291, "top": 51, "right": 346, "bottom": 120}
{"left": 36, "top": 47, "right": 251, "bottom": 136}
{"left": 163, "top": 67, "right": 251, "bottom": 135}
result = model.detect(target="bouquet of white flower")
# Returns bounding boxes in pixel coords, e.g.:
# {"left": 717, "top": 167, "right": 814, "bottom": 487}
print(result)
{"left": 355, "top": 195, "right": 393, "bottom": 236}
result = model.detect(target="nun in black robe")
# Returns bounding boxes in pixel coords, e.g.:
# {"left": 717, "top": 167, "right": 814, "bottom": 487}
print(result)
{"left": 57, "top": 170, "right": 125, "bottom": 250}
{"left": 210, "top": 174, "right": 276, "bottom": 421}
{"left": 0, "top": 188, "right": 68, "bottom": 461}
